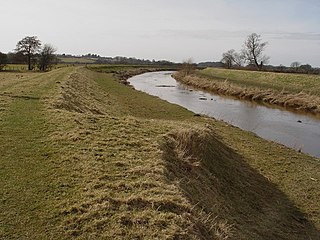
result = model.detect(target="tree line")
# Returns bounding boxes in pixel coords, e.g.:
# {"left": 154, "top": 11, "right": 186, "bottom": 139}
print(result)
{"left": 221, "top": 33, "right": 319, "bottom": 74}
{"left": 0, "top": 36, "right": 57, "bottom": 71}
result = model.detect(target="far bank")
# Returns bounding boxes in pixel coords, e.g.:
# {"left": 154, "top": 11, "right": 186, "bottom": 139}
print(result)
{"left": 173, "top": 68, "right": 320, "bottom": 114}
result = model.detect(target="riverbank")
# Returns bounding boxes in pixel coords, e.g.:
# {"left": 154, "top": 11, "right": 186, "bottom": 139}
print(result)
{"left": 88, "top": 64, "right": 179, "bottom": 85}
{"left": 0, "top": 66, "right": 319, "bottom": 239}
{"left": 173, "top": 68, "right": 320, "bottom": 114}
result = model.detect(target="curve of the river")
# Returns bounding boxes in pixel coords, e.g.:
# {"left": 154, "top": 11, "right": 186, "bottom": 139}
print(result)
{"left": 129, "top": 71, "right": 320, "bottom": 158}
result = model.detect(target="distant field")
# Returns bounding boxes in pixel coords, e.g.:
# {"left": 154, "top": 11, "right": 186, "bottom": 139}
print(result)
{"left": 58, "top": 57, "right": 96, "bottom": 64}
{"left": 88, "top": 64, "right": 178, "bottom": 73}
{"left": 200, "top": 68, "right": 320, "bottom": 96}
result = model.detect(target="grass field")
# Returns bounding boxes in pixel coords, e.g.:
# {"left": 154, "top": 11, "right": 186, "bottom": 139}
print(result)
{"left": 0, "top": 66, "right": 319, "bottom": 239}
{"left": 200, "top": 68, "right": 320, "bottom": 96}
{"left": 174, "top": 68, "right": 320, "bottom": 114}
{"left": 58, "top": 57, "right": 96, "bottom": 64}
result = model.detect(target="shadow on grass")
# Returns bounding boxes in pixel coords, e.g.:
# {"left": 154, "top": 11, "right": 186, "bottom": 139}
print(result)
{"left": 161, "top": 127, "right": 320, "bottom": 240}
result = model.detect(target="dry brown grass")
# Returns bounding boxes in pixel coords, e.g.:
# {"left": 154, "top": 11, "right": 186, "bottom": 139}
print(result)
{"left": 174, "top": 72, "right": 320, "bottom": 114}
{"left": 161, "top": 126, "right": 319, "bottom": 239}
{"left": 45, "top": 68, "right": 222, "bottom": 239}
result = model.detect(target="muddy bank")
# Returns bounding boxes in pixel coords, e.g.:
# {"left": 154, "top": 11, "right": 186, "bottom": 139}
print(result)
{"left": 173, "top": 72, "right": 320, "bottom": 115}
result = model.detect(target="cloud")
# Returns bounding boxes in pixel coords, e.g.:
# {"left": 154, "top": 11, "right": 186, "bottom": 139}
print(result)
{"left": 158, "top": 29, "right": 251, "bottom": 40}
{"left": 157, "top": 29, "right": 320, "bottom": 42}
{"left": 265, "top": 32, "right": 320, "bottom": 41}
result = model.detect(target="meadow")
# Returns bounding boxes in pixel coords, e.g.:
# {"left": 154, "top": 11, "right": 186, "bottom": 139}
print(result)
{"left": 200, "top": 68, "right": 320, "bottom": 96}
{"left": 0, "top": 65, "right": 319, "bottom": 239}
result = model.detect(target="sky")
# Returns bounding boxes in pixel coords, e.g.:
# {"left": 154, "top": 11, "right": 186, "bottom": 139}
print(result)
{"left": 1, "top": 0, "right": 320, "bottom": 66}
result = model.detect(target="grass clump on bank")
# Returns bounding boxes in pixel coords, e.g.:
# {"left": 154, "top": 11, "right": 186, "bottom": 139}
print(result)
{"left": 0, "top": 65, "right": 319, "bottom": 239}
{"left": 174, "top": 68, "right": 320, "bottom": 114}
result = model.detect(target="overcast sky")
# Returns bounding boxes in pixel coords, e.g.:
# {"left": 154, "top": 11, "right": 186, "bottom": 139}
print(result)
{"left": 1, "top": 0, "right": 320, "bottom": 66}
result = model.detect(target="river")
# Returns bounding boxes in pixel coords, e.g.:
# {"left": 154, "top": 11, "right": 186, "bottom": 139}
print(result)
{"left": 128, "top": 71, "right": 320, "bottom": 158}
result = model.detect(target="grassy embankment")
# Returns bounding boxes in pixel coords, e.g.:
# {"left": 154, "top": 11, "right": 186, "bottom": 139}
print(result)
{"left": 174, "top": 68, "right": 320, "bottom": 114}
{"left": 0, "top": 65, "right": 319, "bottom": 239}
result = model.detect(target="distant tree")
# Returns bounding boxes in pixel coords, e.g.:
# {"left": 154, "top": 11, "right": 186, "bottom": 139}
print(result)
{"left": 221, "top": 49, "right": 244, "bottom": 69}
{"left": 181, "top": 58, "right": 196, "bottom": 76}
{"left": 0, "top": 52, "right": 8, "bottom": 71}
{"left": 278, "top": 64, "right": 286, "bottom": 72}
{"left": 38, "top": 44, "right": 57, "bottom": 71}
{"left": 290, "top": 61, "right": 301, "bottom": 72}
{"left": 15, "top": 36, "right": 41, "bottom": 70}
{"left": 242, "top": 33, "right": 269, "bottom": 71}
{"left": 221, "top": 50, "right": 234, "bottom": 69}
{"left": 299, "top": 64, "right": 312, "bottom": 74}
{"left": 7, "top": 52, "right": 26, "bottom": 64}
{"left": 233, "top": 52, "right": 245, "bottom": 67}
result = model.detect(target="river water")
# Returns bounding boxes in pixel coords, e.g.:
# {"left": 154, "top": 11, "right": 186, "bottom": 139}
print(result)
{"left": 128, "top": 71, "right": 320, "bottom": 158}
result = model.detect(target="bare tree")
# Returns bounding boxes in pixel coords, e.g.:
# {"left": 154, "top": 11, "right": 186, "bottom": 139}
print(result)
{"left": 221, "top": 50, "right": 235, "bottom": 69}
{"left": 15, "top": 36, "right": 41, "bottom": 70}
{"left": 242, "top": 33, "right": 269, "bottom": 71}
{"left": 233, "top": 52, "right": 245, "bottom": 67}
{"left": 0, "top": 52, "right": 7, "bottom": 71}
{"left": 290, "top": 61, "right": 301, "bottom": 72}
{"left": 221, "top": 49, "right": 244, "bottom": 69}
{"left": 38, "top": 44, "right": 57, "bottom": 71}
{"left": 181, "top": 58, "right": 196, "bottom": 76}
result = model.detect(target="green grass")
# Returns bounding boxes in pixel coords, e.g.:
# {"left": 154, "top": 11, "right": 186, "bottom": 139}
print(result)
{"left": 0, "top": 68, "right": 78, "bottom": 238}
{"left": 0, "top": 66, "right": 319, "bottom": 239}
{"left": 2, "top": 64, "right": 28, "bottom": 71}
{"left": 91, "top": 71, "right": 193, "bottom": 120}
{"left": 200, "top": 68, "right": 320, "bottom": 96}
